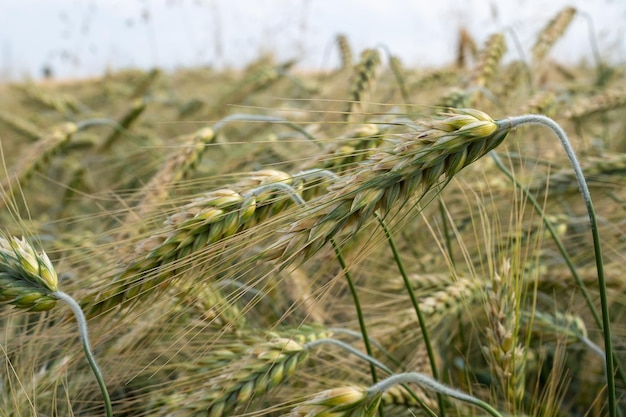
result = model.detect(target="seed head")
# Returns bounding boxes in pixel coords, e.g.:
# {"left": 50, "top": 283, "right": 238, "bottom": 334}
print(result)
{"left": 0, "top": 236, "right": 58, "bottom": 310}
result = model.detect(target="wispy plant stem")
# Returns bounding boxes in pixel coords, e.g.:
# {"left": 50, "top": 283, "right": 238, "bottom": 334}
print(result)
{"left": 53, "top": 291, "right": 113, "bottom": 417}
{"left": 374, "top": 212, "right": 447, "bottom": 417}
{"left": 499, "top": 114, "right": 616, "bottom": 417}
{"left": 369, "top": 372, "right": 503, "bottom": 417}
{"left": 331, "top": 241, "right": 380, "bottom": 388}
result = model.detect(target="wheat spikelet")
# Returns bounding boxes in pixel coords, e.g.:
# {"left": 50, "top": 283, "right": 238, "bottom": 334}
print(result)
{"left": 0, "top": 122, "right": 77, "bottom": 206}
{"left": 470, "top": 33, "right": 507, "bottom": 89}
{"left": 130, "top": 68, "right": 161, "bottom": 99}
{"left": 306, "top": 124, "right": 383, "bottom": 172}
{"left": 86, "top": 168, "right": 330, "bottom": 317}
{"left": 286, "top": 385, "right": 381, "bottom": 417}
{"left": 532, "top": 7, "right": 577, "bottom": 63}
{"left": 525, "top": 311, "right": 588, "bottom": 345}
{"left": 193, "top": 338, "right": 310, "bottom": 417}
{"left": 413, "top": 68, "right": 461, "bottom": 90}
{"left": 336, "top": 34, "right": 353, "bottom": 71}
{"left": 456, "top": 27, "right": 478, "bottom": 68}
{"left": 438, "top": 87, "right": 473, "bottom": 109}
{"left": 15, "top": 83, "right": 82, "bottom": 115}
{"left": 122, "top": 126, "right": 216, "bottom": 227}
{"left": 98, "top": 97, "right": 147, "bottom": 151}
{"left": 212, "top": 60, "right": 296, "bottom": 118}
{"left": 521, "top": 90, "right": 557, "bottom": 116}
{"left": 0, "top": 110, "right": 43, "bottom": 140}
{"left": 345, "top": 49, "right": 382, "bottom": 122}
{"left": 414, "top": 276, "right": 483, "bottom": 322}
{"left": 528, "top": 153, "right": 626, "bottom": 194}
{"left": 0, "top": 235, "right": 58, "bottom": 311}
{"left": 389, "top": 55, "right": 410, "bottom": 104}
{"left": 564, "top": 89, "right": 626, "bottom": 119}
{"left": 482, "top": 260, "right": 526, "bottom": 405}
{"left": 266, "top": 108, "right": 509, "bottom": 266}
{"left": 381, "top": 383, "right": 438, "bottom": 411}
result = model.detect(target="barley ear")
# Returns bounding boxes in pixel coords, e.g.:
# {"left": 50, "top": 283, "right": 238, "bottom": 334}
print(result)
{"left": 0, "top": 234, "right": 113, "bottom": 417}
{"left": 0, "top": 235, "right": 58, "bottom": 311}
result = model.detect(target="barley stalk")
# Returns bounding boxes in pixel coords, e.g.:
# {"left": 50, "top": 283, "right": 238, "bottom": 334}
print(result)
{"left": 1, "top": 122, "right": 77, "bottom": 201}
{"left": 0, "top": 234, "right": 112, "bottom": 416}
{"left": 345, "top": 49, "right": 382, "bottom": 122}
{"left": 470, "top": 33, "right": 507, "bottom": 89}
{"left": 86, "top": 169, "right": 333, "bottom": 317}
{"left": 0, "top": 110, "right": 43, "bottom": 140}
{"left": 266, "top": 108, "right": 509, "bottom": 266}
{"left": 123, "top": 126, "right": 216, "bottom": 226}
{"left": 456, "top": 27, "right": 478, "bottom": 68}
{"left": 98, "top": 97, "right": 147, "bottom": 151}
{"left": 203, "top": 338, "right": 310, "bottom": 417}
{"left": 564, "top": 89, "right": 626, "bottom": 119}
{"left": 532, "top": 7, "right": 577, "bottom": 63}
{"left": 482, "top": 260, "right": 526, "bottom": 405}
{"left": 286, "top": 386, "right": 381, "bottom": 417}
{"left": 0, "top": 235, "right": 58, "bottom": 311}
{"left": 336, "top": 34, "right": 353, "bottom": 71}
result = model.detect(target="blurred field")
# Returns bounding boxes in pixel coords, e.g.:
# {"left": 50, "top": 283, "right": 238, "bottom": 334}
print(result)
{"left": 1, "top": 10, "right": 626, "bottom": 417}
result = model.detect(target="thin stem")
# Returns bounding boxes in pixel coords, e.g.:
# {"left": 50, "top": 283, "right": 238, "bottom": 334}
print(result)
{"left": 328, "top": 328, "right": 403, "bottom": 368}
{"left": 330, "top": 241, "right": 379, "bottom": 386}
{"left": 369, "top": 372, "right": 504, "bottom": 417}
{"left": 489, "top": 152, "right": 601, "bottom": 323}
{"left": 500, "top": 114, "right": 616, "bottom": 417}
{"left": 374, "top": 212, "right": 447, "bottom": 417}
{"left": 304, "top": 338, "right": 392, "bottom": 375}
{"left": 53, "top": 291, "right": 113, "bottom": 417}
{"left": 303, "top": 338, "right": 437, "bottom": 417}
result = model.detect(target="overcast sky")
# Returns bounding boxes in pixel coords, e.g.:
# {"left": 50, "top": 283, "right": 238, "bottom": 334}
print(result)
{"left": 0, "top": 0, "right": 625, "bottom": 80}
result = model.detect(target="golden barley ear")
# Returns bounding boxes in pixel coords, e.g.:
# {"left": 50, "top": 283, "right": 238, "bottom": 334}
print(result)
{"left": 345, "top": 49, "right": 382, "bottom": 122}
{"left": 336, "top": 33, "right": 353, "bottom": 71}
{"left": 470, "top": 33, "right": 507, "bottom": 90}
{"left": 532, "top": 7, "right": 577, "bottom": 63}
{"left": 265, "top": 108, "right": 509, "bottom": 267}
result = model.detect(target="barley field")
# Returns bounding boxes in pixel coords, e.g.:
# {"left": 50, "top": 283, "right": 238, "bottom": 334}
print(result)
{"left": 1, "top": 8, "right": 626, "bottom": 417}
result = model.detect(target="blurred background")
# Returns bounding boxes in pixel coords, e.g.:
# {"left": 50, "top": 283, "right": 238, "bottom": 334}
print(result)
{"left": 1, "top": 0, "right": 625, "bottom": 81}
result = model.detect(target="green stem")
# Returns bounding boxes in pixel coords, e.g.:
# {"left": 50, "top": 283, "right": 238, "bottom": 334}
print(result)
{"left": 374, "top": 212, "right": 447, "bottom": 417}
{"left": 304, "top": 337, "right": 438, "bottom": 417}
{"left": 500, "top": 114, "right": 616, "bottom": 417}
{"left": 330, "top": 241, "right": 378, "bottom": 385}
{"left": 54, "top": 291, "right": 113, "bottom": 417}
{"left": 369, "top": 372, "right": 504, "bottom": 417}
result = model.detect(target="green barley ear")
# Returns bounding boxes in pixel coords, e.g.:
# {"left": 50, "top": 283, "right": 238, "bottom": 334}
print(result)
{"left": 0, "top": 235, "right": 58, "bottom": 311}
{"left": 0, "top": 234, "right": 113, "bottom": 417}
{"left": 287, "top": 386, "right": 381, "bottom": 417}
{"left": 265, "top": 108, "right": 508, "bottom": 266}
